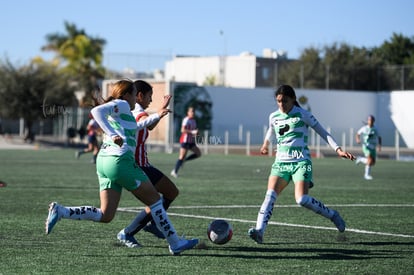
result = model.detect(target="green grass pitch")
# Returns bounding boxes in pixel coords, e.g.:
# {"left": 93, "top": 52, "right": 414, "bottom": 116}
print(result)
{"left": 0, "top": 149, "right": 413, "bottom": 274}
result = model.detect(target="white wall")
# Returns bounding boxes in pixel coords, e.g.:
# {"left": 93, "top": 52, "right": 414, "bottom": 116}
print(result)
{"left": 389, "top": 91, "right": 414, "bottom": 148}
{"left": 205, "top": 87, "right": 413, "bottom": 147}
{"left": 225, "top": 56, "right": 256, "bottom": 88}
{"left": 166, "top": 55, "right": 257, "bottom": 88}
{"left": 166, "top": 57, "right": 221, "bottom": 86}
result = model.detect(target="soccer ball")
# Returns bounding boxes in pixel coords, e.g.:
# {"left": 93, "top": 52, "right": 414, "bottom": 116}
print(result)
{"left": 207, "top": 219, "right": 233, "bottom": 245}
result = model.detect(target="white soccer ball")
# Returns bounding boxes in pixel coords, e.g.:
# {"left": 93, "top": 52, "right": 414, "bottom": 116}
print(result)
{"left": 207, "top": 219, "right": 233, "bottom": 245}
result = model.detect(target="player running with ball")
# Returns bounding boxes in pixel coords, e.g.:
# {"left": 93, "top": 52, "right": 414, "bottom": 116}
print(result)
{"left": 45, "top": 79, "right": 198, "bottom": 255}
{"left": 248, "top": 84, "right": 355, "bottom": 244}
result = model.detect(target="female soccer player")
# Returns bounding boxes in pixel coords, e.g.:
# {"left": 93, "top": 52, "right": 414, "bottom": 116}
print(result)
{"left": 355, "top": 115, "right": 381, "bottom": 180}
{"left": 171, "top": 106, "right": 201, "bottom": 178}
{"left": 45, "top": 79, "right": 198, "bottom": 255}
{"left": 117, "top": 80, "right": 180, "bottom": 247}
{"left": 248, "top": 84, "right": 355, "bottom": 244}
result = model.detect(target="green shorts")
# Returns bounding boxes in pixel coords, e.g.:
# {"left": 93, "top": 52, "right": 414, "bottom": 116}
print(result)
{"left": 96, "top": 152, "right": 149, "bottom": 193}
{"left": 270, "top": 160, "right": 313, "bottom": 184}
{"left": 362, "top": 146, "right": 376, "bottom": 158}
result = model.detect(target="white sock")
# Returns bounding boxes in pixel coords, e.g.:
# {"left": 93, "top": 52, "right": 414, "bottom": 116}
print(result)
{"left": 365, "top": 165, "right": 371, "bottom": 176}
{"left": 360, "top": 157, "right": 368, "bottom": 164}
{"left": 149, "top": 199, "right": 179, "bottom": 246}
{"left": 256, "top": 189, "right": 277, "bottom": 233}
{"left": 60, "top": 206, "right": 102, "bottom": 221}
{"left": 297, "top": 195, "right": 333, "bottom": 219}
{"left": 124, "top": 210, "right": 148, "bottom": 234}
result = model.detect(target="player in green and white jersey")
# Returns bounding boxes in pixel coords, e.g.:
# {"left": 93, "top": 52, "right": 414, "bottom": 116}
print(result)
{"left": 248, "top": 85, "right": 355, "bottom": 244}
{"left": 355, "top": 115, "right": 382, "bottom": 180}
{"left": 45, "top": 79, "right": 198, "bottom": 255}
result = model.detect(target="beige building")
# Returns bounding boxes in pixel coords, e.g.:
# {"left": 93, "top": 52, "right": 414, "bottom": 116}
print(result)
{"left": 165, "top": 49, "right": 288, "bottom": 88}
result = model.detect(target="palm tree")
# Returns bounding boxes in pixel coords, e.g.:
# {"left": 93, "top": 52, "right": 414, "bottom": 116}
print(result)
{"left": 42, "top": 21, "right": 106, "bottom": 106}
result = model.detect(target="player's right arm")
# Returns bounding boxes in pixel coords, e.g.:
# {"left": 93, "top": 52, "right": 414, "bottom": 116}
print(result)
{"left": 261, "top": 114, "right": 276, "bottom": 155}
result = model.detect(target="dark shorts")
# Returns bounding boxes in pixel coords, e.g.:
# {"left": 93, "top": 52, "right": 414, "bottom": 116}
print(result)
{"left": 88, "top": 134, "right": 97, "bottom": 144}
{"left": 140, "top": 165, "right": 165, "bottom": 185}
{"left": 180, "top": 142, "right": 197, "bottom": 150}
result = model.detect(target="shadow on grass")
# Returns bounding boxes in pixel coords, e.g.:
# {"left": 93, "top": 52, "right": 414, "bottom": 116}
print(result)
{"left": 353, "top": 241, "right": 414, "bottom": 246}
{"left": 106, "top": 242, "right": 409, "bottom": 260}
{"left": 191, "top": 245, "right": 402, "bottom": 260}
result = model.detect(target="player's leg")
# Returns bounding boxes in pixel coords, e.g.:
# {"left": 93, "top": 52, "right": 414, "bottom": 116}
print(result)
{"left": 184, "top": 144, "right": 201, "bottom": 161}
{"left": 45, "top": 189, "right": 117, "bottom": 235}
{"left": 356, "top": 146, "right": 369, "bottom": 165}
{"left": 358, "top": 146, "right": 373, "bottom": 179}
{"left": 248, "top": 171, "right": 288, "bottom": 244}
{"left": 364, "top": 148, "right": 376, "bottom": 180}
{"left": 122, "top": 167, "right": 178, "bottom": 238}
{"left": 130, "top": 181, "right": 198, "bottom": 254}
{"left": 142, "top": 175, "right": 179, "bottom": 237}
{"left": 293, "top": 161, "right": 345, "bottom": 232}
{"left": 76, "top": 135, "right": 94, "bottom": 159}
{"left": 171, "top": 146, "right": 188, "bottom": 177}
{"left": 46, "top": 155, "right": 124, "bottom": 234}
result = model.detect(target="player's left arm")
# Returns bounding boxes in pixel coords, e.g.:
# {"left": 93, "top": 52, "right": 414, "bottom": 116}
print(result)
{"left": 312, "top": 122, "right": 355, "bottom": 161}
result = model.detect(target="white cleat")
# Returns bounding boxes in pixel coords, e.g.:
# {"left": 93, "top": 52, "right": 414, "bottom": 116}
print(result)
{"left": 170, "top": 170, "right": 178, "bottom": 178}
{"left": 45, "top": 202, "right": 62, "bottom": 234}
{"left": 168, "top": 238, "right": 199, "bottom": 255}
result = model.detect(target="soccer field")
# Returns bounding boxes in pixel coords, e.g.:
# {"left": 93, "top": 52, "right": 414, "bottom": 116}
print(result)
{"left": 0, "top": 149, "right": 413, "bottom": 274}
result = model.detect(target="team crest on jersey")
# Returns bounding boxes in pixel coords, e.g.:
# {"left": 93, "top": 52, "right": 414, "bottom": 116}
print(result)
{"left": 278, "top": 124, "right": 290, "bottom": 135}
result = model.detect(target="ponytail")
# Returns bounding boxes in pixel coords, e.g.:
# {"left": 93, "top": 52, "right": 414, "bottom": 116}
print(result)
{"left": 294, "top": 100, "right": 301, "bottom": 107}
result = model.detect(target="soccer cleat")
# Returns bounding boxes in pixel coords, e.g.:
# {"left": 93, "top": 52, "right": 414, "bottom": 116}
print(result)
{"left": 248, "top": 228, "right": 263, "bottom": 244}
{"left": 330, "top": 210, "right": 346, "bottom": 232}
{"left": 45, "top": 202, "right": 62, "bottom": 234}
{"left": 170, "top": 170, "right": 178, "bottom": 178}
{"left": 364, "top": 175, "right": 373, "bottom": 180}
{"left": 355, "top": 157, "right": 362, "bottom": 165}
{"left": 117, "top": 229, "right": 142, "bottom": 248}
{"left": 75, "top": 151, "right": 81, "bottom": 159}
{"left": 143, "top": 222, "right": 165, "bottom": 239}
{"left": 168, "top": 238, "right": 199, "bottom": 255}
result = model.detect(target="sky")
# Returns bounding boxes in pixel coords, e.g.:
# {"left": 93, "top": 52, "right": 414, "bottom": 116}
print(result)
{"left": 1, "top": 0, "right": 413, "bottom": 72}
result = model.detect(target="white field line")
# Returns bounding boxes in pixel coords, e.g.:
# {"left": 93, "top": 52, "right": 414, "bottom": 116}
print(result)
{"left": 117, "top": 204, "right": 414, "bottom": 239}
{"left": 147, "top": 204, "right": 414, "bottom": 209}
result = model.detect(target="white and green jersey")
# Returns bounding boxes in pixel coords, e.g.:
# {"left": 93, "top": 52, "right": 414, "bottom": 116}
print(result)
{"left": 91, "top": 99, "right": 137, "bottom": 156}
{"left": 266, "top": 105, "right": 339, "bottom": 162}
{"left": 357, "top": 125, "right": 380, "bottom": 150}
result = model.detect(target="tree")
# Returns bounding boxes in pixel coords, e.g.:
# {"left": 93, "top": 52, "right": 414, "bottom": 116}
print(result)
{"left": 42, "top": 21, "right": 106, "bottom": 106}
{"left": 375, "top": 33, "right": 414, "bottom": 65}
{"left": 0, "top": 59, "right": 76, "bottom": 142}
{"left": 299, "top": 47, "right": 325, "bottom": 89}
{"left": 373, "top": 33, "right": 414, "bottom": 89}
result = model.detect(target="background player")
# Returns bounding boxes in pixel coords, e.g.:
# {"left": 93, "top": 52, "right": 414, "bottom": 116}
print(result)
{"left": 76, "top": 115, "right": 101, "bottom": 163}
{"left": 355, "top": 115, "right": 382, "bottom": 180}
{"left": 171, "top": 106, "right": 201, "bottom": 178}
